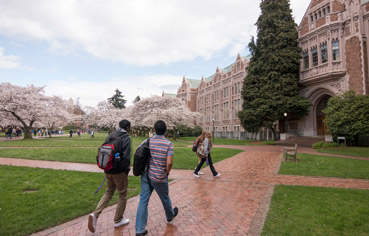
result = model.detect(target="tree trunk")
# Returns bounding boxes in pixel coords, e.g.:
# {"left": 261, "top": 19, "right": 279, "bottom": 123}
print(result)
{"left": 24, "top": 127, "right": 33, "bottom": 139}
{"left": 270, "top": 125, "right": 277, "bottom": 141}
{"left": 173, "top": 127, "right": 177, "bottom": 141}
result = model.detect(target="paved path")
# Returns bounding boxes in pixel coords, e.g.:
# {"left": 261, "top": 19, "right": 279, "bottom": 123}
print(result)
{"left": 1, "top": 145, "right": 369, "bottom": 236}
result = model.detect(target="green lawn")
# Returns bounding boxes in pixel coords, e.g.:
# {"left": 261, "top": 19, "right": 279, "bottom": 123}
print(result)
{"left": 0, "top": 133, "right": 189, "bottom": 147}
{"left": 0, "top": 147, "right": 243, "bottom": 169}
{"left": 179, "top": 137, "right": 254, "bottom": 145}
{"left": 0, "top": 165, "right": 141, "bottom": 236}
{"left": 262, "top": 185, "right": 369, "bottom": 236}
{"left": 279, "top": 153, "right": 369, "bottom": 179}
{"left": 317, "top": 147, "right": 369, "bottom": 158}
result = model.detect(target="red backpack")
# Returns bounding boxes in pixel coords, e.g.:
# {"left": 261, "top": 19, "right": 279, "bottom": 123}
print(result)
{"left": 96, "top": 134, "right": 126, "bottom": 170}
{"left": 192, "top": 139, "right": 199, "bottom": 152}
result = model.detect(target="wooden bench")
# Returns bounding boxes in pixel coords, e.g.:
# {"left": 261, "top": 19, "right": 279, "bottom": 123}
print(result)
{"left": 284, "top": 144, "right": 297, "bottom": 162}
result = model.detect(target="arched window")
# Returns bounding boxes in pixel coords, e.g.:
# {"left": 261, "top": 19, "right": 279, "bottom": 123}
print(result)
{"left": 302, "top": 49, "right": 309, "bottom": 69}
{"left": 332, "top": 39, "right": 340, "bottom": 61}
{"left": 320, "top": 42, "right": 328, "bottom": 63}
{"left": 311, "top": 46, "right": 318, "bottom": 66}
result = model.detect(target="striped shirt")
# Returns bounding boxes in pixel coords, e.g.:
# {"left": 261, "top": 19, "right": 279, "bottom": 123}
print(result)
{"left": 148, "top": 135, "right": 174, "bottom": 182}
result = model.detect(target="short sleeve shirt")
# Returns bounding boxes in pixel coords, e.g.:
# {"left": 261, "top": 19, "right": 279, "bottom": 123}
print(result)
{"left": 148, "top": 135, "right": 174, "bottom": 182}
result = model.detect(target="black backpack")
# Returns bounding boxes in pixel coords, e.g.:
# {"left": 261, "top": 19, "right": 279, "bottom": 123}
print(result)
{"left": 133, "top": 138, "right": 151, "bottom": 176}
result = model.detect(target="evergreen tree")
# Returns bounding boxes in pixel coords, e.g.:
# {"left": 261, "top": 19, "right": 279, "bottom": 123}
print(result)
{"left": 107, "top": 89, "right": 126, "bottom": 109}
{"left": 133, "top": 95, "right": 141, "bottom": 103}
{"left": 239, "top": 0, "right": 311, "bottom": 139}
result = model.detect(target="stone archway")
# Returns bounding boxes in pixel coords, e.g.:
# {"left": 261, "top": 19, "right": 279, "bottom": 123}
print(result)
{"left": 316, "top": 95, "right": 331, "bottom": 136}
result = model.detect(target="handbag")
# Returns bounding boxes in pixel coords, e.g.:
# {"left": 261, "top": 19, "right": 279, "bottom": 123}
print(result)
{"left": 197, "top": 144, "right": 207, "bottom": 158}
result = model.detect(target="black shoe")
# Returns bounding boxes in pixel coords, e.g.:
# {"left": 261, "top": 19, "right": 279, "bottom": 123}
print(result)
{"left": 135, "top": 230, "right": 148, "bottom": 236}
{"left": 167, "top": 207, "right": 178, "bottom": 222}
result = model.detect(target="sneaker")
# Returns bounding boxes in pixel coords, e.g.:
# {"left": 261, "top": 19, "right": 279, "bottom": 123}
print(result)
{"left": 214, "top": 173, "right": 221, "bottom": 178}
{"left": 193, "top": 173, "right": 200, "bottom": 178}
{"left": 167, "top": 207, "right": 178, "bottom": 222}
{"left": 198, "top": 171, "right": 205, "bottom": 175}
{"left": 114, "top": 218, "right": 130, "bottom": 227}
{"left": 88, "top": 213, "right": 97, "bottom": 233}
{"left": 135, "top": 230, "right": 148, "bottom": 236}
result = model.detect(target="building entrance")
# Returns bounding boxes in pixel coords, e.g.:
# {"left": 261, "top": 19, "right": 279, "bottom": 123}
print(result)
{"left": 316, "top": 95, "right": 331, "bottom": 136}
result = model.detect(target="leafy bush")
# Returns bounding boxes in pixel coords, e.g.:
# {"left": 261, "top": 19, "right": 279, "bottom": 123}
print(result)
{"left": 178, "top": 125, "right": 202, "bottom": 137}
{"left": 312, "top": 142, "right": 338, "bottom": 149}
{"left": 324, "top": 91, "right": 369, "bottom": 146}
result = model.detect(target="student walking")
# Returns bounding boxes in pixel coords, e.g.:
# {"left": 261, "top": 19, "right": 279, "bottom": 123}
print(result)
{"left": 135, "top": 120, "right": 178, "bottom": 236}
{"left": 5, "top": 128, "right": 12, "bottom": 140}
{"left": 194, "top": 131, "right": 207, "bottom": 175}
{"left": 194, "top": 132, "right": 221, "bottom": 178}
{"left": 88, "top": 120, "right": 132, "bottom": 233}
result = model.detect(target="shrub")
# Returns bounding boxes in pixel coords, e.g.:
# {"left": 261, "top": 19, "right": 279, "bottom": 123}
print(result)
{"left": 324, "top": 91, "right": 369, "bottom": 146}
{"left": 312, "top": 142, "right": 338, "bottom": 149}
{"left": 178, "top": 125, "right": 202, "bottom": 137}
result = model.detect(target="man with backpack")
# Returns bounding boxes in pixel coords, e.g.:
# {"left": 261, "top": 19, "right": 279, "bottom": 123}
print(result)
{"left": 135, "top": 120, "right": 178, "bottom": 236}
{"left": 88, "top": 119, "right": 132, "bottom": 233}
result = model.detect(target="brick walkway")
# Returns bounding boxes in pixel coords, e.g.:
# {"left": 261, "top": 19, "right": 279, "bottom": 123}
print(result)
{"left": 1, "top": 146, "right": 369, "bottom": 236}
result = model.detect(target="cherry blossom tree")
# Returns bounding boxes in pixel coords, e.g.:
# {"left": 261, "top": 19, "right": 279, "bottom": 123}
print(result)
{"left": 85, "top": 101, "right": 131, "bottom": 133}
{"left": 130, "top": 96, "right": 200, "bottom": 140}
{"left": 37, "top": 96, "right": 76, "bottom": 136}
{"left": 0, "top": 83, "right": 74, "bottom": 139}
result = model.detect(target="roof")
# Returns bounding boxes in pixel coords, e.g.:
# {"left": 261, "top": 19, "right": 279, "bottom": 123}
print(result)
{"left": 183, "top": 53, "right": 252, "bottom": 88}
{"left": 186, "top": 78, "right": 201, "bottom": 88}
{"left": 163, "top": 93, "right": 177, "bottom": 98}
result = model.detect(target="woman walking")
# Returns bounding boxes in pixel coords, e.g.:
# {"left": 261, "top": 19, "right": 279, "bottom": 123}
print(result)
{"left": 193, "top": 132, "right": 221, "bottom": 178}
{"left": 194, "top": 131, "right": 206, "bottom": 175}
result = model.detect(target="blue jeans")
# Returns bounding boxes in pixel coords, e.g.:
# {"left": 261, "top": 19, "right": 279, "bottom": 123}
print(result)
{"left": 135, "top": 172, "right": 174, "bottom": 234}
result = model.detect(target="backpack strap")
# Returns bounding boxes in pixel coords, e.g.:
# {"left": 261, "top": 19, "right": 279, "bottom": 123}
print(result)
{"left": 145, "top": 138, "right": 154, "bottom": 192}
{"left": 94, "top": 176, "right": 106, "bottom": 194}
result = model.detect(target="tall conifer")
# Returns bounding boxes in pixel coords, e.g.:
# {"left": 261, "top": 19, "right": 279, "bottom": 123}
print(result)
{"left": 108, "top": 89, "right": 127, "bottom": 109}
{"left": 239, "top": 0, "right": 311, "bottom": 138}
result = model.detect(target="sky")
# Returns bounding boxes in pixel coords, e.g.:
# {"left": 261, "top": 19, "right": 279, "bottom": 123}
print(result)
{"left": 0, "top": 0, "right": 310, "bottom": 108}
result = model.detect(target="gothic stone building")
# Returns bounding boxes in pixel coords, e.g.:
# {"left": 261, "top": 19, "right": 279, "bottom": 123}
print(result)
{"left": 176, "top": 54, "right": 264, "bottom": 140}
{"left": 296, "top": 0, "right": 369, "bottom": 138}
{"left": 175, "top": 0, "right": 369, "bottom": 140}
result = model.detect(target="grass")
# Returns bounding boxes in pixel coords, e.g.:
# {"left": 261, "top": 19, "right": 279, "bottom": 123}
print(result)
{"left": 0, "top": 147, "right": 243, "bottom": 168}
{"left": 261, "top": 185, "right": 369, "bottom": 236}
{"left": 279, "top": 153, "right": 369, "bottom": 179}
{"left": 0, "top": 165, "right": 141, "bottom": 236}
{"left": 0, "top": 133, "right": 189, "bottom": 147}
{"left": 179, "top": 136, "right": 254, "bottom": 145}
{"left": 317, "top": 147, "right": 369, "bottom": 158}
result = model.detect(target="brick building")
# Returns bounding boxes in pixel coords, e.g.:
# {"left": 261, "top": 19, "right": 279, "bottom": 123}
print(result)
{"left": 296, "top": 0, "right": 369, "bottom": 138}
{"left": 176, "top": 54, "right": 269, "bottom": 140}
{"left": 174, "top": 0, "right": 369, "bottom": 140}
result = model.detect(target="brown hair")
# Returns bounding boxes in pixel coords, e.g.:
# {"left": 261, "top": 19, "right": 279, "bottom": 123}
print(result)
{"left": 197, "top": 131, "right": 206, "bottom": 143}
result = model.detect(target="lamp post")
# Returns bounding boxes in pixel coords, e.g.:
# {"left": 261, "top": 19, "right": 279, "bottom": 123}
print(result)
{"left": 212, "top": 117, "right": 215, "bottom": 143}
{"left": 284, "top": 112, "right": 288, "bottom": 133}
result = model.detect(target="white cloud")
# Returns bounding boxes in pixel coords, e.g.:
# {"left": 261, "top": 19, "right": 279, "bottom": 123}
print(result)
{"left": 44, "top": 74, "right": 183, "bottom": 108}
{"left": 0, "top": 0, "right": 263, "bottom": 66}
{"left": 0, "top": 47, "right": 21, "bottom": 69}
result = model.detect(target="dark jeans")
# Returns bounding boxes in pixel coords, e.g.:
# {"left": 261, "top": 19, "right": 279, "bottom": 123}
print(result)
{"left": 194, "top": 154, "right": 218, "bottom": 176}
